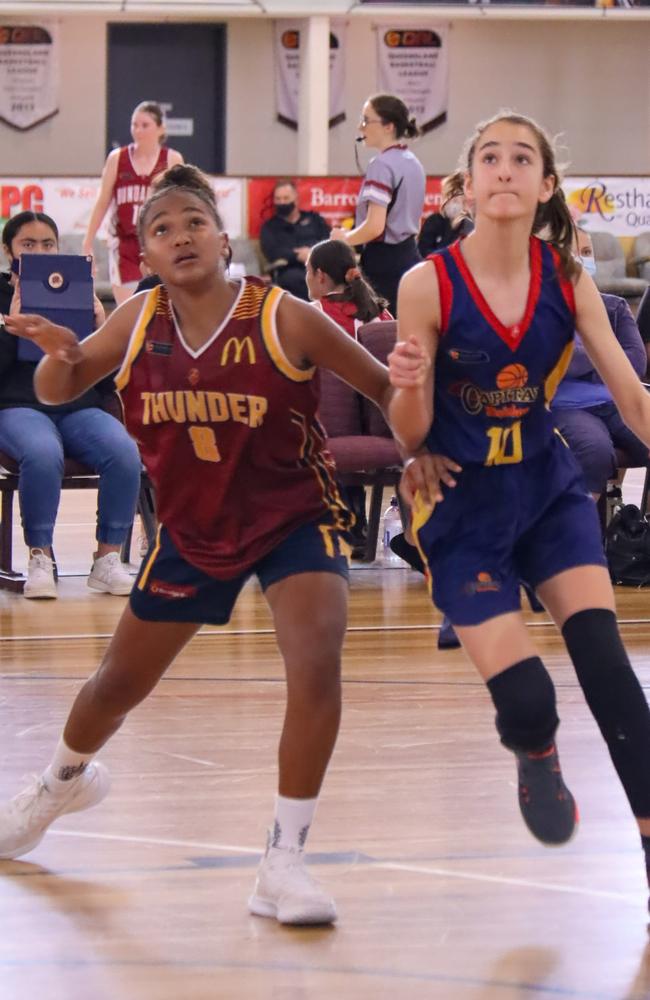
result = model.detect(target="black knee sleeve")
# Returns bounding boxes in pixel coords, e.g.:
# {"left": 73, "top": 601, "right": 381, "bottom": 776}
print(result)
{"left": 562, "top": 608, "right": 650, "bottom": 817}
{"left": 487, "top": 657, "right": 559, "bottom": 753}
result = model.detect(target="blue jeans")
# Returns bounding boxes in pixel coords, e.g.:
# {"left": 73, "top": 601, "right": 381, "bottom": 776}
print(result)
{"left": 0, "top": 407, "right": 142, "bottom": 549}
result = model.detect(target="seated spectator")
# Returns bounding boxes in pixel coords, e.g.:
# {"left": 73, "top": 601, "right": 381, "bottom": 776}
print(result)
{"left": 306, "top": 239, "right": 391, "bottom": 556}
{"left": 260, "top": 180, "right": 330, "bottom": 300}
{"left": 306, "top": 238, "right": 392, "bottom": 334}
{"left": 0, "top": 211, "right": 142, "bottom": 599}
{"left": 418, "top": 172, "right": 474, "bottom": 257}
{"left": 636, "top": 285, "right": 650, "bottom": 377}
{"left": 552, "top": 232, "right": 647, "bottom": 500}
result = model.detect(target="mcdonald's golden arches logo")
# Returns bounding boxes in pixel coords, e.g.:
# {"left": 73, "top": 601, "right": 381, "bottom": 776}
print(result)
{"left": 220, "top": 336, "right": 256, "bottom": 366}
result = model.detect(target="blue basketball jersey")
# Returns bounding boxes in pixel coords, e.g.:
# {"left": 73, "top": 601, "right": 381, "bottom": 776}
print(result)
{"left": 426, "top": 237, "right": 575, "bottom": 466}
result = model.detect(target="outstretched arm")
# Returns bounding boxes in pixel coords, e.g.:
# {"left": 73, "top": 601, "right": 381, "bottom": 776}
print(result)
{"left": 4, "top": 293, "right": 146, "bottom": 405}
{"left": 275, "top": 295, "right": 392, "bottom": 413}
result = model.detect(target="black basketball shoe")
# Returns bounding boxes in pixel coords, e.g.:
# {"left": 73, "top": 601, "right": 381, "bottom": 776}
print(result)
{"left": 514, "top": 743, "right": 578, "bottom": 845}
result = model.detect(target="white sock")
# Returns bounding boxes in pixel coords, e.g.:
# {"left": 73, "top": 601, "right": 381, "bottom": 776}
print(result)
{"left": 271, "top": 794, "right": 318, "bottom": 851}
{"left": 43, "top": 737, "right": 94, "bottom": 791}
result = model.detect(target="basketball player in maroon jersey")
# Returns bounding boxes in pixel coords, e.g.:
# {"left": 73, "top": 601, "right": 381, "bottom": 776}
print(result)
{"left": 0, "top": 165, "right": 393, "bottom": 927}
{"left": 83, "top": 101, "right": 183, "bottom": 305}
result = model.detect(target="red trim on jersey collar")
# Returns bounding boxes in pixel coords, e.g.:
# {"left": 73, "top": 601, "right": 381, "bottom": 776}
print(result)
{"left": 430, "top": 253, "right": 453, "bottom": 336}
{"left": 383, "top": 144, "right": 408, "bottom": 152}
{"left": 547, "top": 245, "right": 576, "bottom": 316}
{"left": 449, "top": 237, "right": 542, "bottom": 353}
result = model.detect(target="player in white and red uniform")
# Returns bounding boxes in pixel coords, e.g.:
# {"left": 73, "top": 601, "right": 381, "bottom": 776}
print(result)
{"left": 82, "top": 101, "right": 183, "bottom": 304}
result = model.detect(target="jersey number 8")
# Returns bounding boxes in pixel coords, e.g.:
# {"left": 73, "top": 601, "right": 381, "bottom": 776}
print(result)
{"left": 188, "top": 426, "right": 221, "bottom": 463}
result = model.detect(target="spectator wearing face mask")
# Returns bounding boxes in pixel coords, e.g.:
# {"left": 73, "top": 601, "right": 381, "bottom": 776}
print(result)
{"left": 259, "top": 179, "right": 331, "bottom": 300}
{"left": 551, "top": 228, "right": 648, "bottom": 500}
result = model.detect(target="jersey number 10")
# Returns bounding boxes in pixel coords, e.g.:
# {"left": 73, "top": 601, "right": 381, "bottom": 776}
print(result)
{"left": 485, "top": 421, "right": 523, "bottom": 466}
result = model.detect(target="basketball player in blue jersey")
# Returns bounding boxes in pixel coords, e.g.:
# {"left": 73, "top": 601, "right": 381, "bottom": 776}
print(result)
{"left": 389, "top": 111, "right": 650, "bottom": 920}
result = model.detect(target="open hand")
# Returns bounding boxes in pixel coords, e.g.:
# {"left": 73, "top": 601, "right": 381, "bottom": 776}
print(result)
{"left": 388, "top": 336, "right": 430, "bottom": 388}
{"left": 400, "top": 452, "right": 462, "bottom": 506}
{"left": 4, "top": 313, "right": 82, "bottom": 364}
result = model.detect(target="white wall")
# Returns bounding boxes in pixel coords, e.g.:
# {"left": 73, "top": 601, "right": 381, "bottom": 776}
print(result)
{"left": 228, "top": 17, "right": 650, "bottom": 177}
{"left": 0, "top": 18, "right": 107, "bottom": 175}
{"left": 2, "top": 14, "right": 649, "bottom": 177}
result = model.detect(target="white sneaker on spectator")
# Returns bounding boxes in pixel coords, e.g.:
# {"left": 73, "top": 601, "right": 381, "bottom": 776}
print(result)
{"left": 137, "top": 522, "right": 151, "bottom": 558}
{"left": 87, "top": 551, "right": 133, "bottom": 595}
{"left": 248, "top": 841, "right": 337, "bottom": 925}
{"left": 23, "top": 548, "right": 57, "bottom": 599}
{"left": 0, "top": 763, "right": 110, "bottom": 859}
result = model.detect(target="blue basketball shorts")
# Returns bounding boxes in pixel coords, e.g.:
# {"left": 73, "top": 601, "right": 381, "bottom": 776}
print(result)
{"left": 130, "top": 517, "right": 350, "bottom": 625}
{"left": 413, "top": 435, "right": 607, "bottom": 627}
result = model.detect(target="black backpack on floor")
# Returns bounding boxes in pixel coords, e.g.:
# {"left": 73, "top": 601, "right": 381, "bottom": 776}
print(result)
{"left": 605, "top": 504, "right": 650, "bottom": 586}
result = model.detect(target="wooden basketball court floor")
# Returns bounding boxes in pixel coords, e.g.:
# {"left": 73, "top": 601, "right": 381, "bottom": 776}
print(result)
{"left": 1, "top": 486, "right": 649, "bottom": 1000}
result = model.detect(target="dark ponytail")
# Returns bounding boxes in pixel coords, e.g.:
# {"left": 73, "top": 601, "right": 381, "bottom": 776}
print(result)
{"left": 309, "top": 240, "right": 388, "bottom": 322}
{"left": 533, "top": 186, "right": 579, "bottom": 281}
{"left": 367, "top": 94, "right": 420, "bottom": 141}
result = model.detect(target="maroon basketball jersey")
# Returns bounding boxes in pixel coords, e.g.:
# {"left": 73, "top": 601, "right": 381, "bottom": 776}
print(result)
{"left": 315, "top": 297, "right": 393, "bottom": 339}
{"left": 116, "top": 277, "right": 350, "bottom": 578}
{"left": 110, "top": 145, "right": 170, "bottom": 242}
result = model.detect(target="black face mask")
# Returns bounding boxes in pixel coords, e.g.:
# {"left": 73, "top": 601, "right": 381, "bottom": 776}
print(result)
{"left": 275, "top": 202, "right": 296, "bottom": 219}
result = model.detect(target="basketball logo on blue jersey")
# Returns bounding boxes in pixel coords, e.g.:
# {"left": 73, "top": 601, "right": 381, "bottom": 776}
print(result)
{"left": 447, "top": 348, "right": 491, "bottom": 365}
{"left": 451, "top": 363, "right": 538, "bottom": 419}
{"left": 464, "top": 571, "right": 501, "bottom": 595}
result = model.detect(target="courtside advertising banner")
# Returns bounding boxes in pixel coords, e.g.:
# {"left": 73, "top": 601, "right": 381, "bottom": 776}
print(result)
{"left": 0, "top": 24, "right": 59, "bottom": 130}
{"left": 0, "top": 177, "right": 244, "bottom": 240}
{"left": 375, "top": 26, "right": 449, "bottom": 133}
{"left": 563, "top": 177, "right": 650, "bottom": 237}
{"left": 248, "top": 176, "right": 443, "bottom": 238}
{"left": 274, "top": 20, "right": 346, "bottom": 130}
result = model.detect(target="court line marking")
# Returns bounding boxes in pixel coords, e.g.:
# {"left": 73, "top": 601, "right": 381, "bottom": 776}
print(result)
{"left": 373, "top": 860, "right": 639, "bottom": 904}
{"left": 0, "top": 955, "right": 630, "bottom": 998}
{"left": 49, "top": 829, "right": 261, "bottom": 854}
{"left": 150, "top": 750, "right": 223, "bottom": 767}
{"left": 46, "top": 829, "right": 641, "bottom": 905}
{"left": 2, "top": 618, "right": 650, "bottom": 645}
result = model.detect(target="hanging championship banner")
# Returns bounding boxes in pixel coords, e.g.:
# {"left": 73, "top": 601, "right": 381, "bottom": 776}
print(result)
{"left": 274, "top": 20, "right": 346, "bottom": 130}
{"left": 376, "top": 26, "right": 449, "bottom": 134}
{"left": 0, "top": 24, "right": 59, "bottom": 130}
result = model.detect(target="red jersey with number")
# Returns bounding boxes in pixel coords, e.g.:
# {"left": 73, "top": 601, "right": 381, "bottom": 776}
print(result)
{"left": 313, "top": 297, "right": 393, "bottom": 339}
{"left": 115, "top": 276, "right": 350, "bottom": 579}
{"left": 110, "top": 145, "right": 170, "bottom": 243}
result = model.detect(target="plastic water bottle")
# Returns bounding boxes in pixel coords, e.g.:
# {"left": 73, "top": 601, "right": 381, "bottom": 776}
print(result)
{"left": 382, "top": 496, "right": 403, "bottom": 562}
{"left": 605, "top": 484, "right": 623, "bottom": 526}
